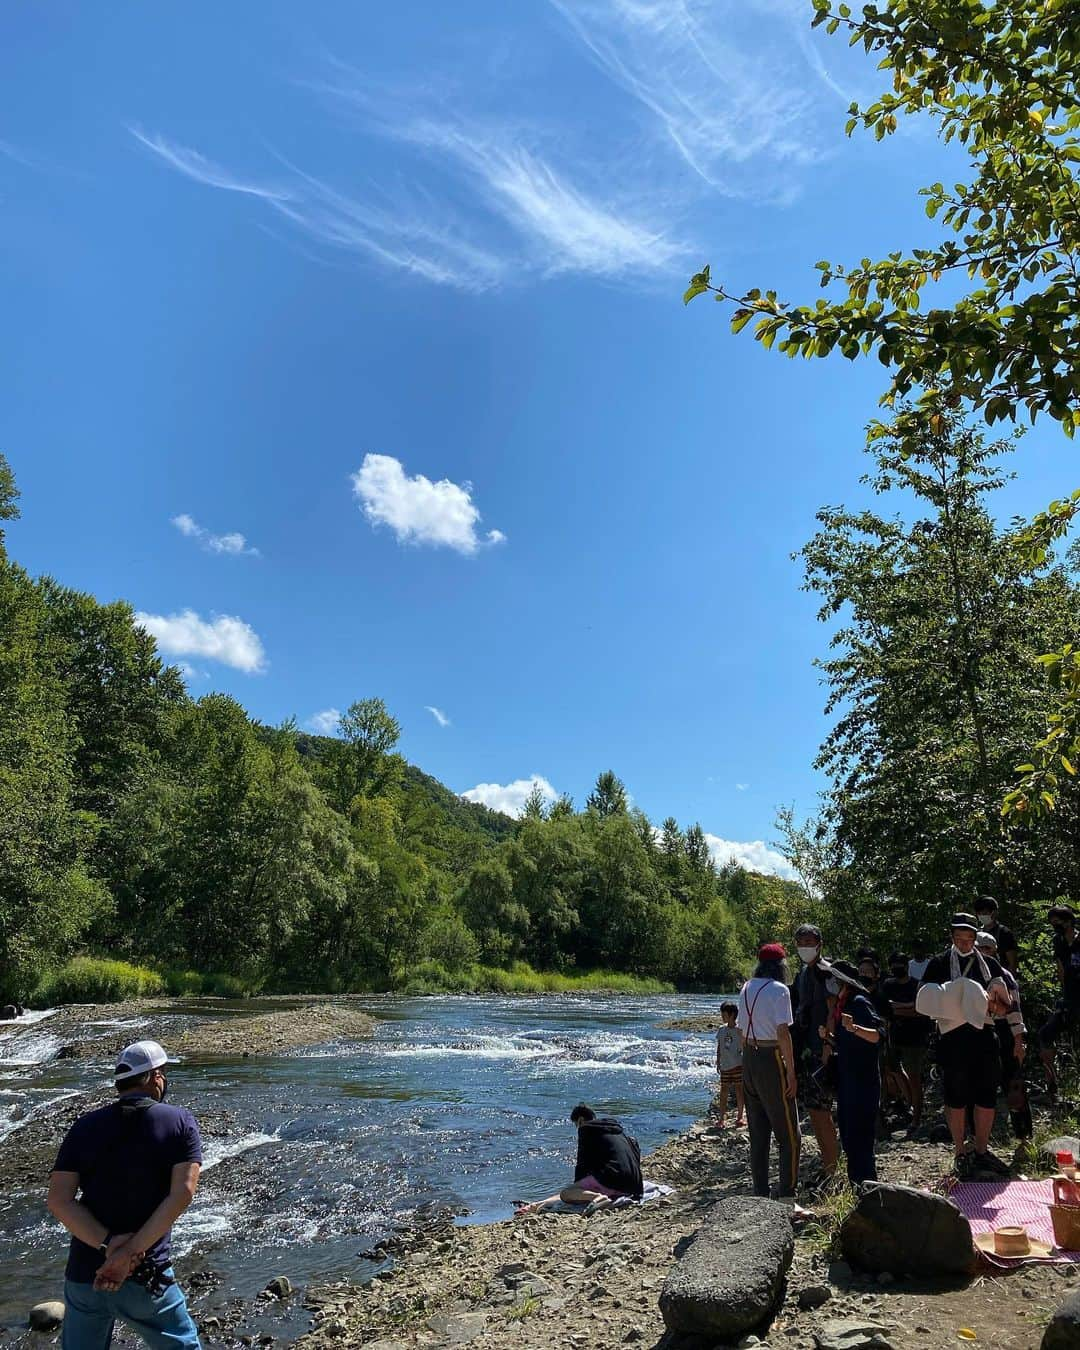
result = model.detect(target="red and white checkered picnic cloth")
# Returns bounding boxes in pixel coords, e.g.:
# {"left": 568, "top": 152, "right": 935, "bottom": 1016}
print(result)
{"left": 950, "top": 1178, "right": 1080, "bottom": 1265}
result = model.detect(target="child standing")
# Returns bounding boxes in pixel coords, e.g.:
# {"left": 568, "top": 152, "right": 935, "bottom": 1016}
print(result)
{"left": 715, "top": 1001, "right": 745, "bottom": 1128}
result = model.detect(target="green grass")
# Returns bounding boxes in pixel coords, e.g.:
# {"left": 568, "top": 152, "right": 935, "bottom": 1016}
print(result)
{"left": 33, "top": 956, "right": 672, "bottom": 1005}
{"left": 35, "top": 957, "right": 165, "bottom": 1005}
{"left": 160, "top": 969, "right": 258, "bottom": 998}
{"left": 399, "top": 959, "right": 674, "bottom": 996}
{"left": 798, "top": 1179, "right": 858, "bottom": 1257}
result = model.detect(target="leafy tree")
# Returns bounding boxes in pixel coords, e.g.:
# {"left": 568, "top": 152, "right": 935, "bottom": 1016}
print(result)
{"left": 798, "top": 408, "right": 1080, "bottom": 941}
{"left": 0, "top": 452, "right": 19, "bottom": 553}
{"left": 586, "top": 770, "right": 628, "bottom": 818}
{"left": 459, "top": 859, "right": 529, "bottom": 964}
{"left": 327, "top": 698, "right": 403, "bottom": 810}
{"left": 684, "top": 0, "right": 1080, "bottom": 433}
{"left": 521, "top": 782, "right": 548, "bottom": 821}
{"left": 0, "top": 558, "right": 106, "bottom": 998}
{"left": 684, "top": 0, "right": 1080, "bottom": 813}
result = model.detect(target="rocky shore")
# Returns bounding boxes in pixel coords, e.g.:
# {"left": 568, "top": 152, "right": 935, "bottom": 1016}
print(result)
{"left": 285, "top": 1114, "right": 1071, "bottom": 1350}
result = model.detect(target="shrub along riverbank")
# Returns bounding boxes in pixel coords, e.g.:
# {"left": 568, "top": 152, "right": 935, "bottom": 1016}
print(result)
{"left": 29, "top": 956, "right": 675, "bottom": 1006}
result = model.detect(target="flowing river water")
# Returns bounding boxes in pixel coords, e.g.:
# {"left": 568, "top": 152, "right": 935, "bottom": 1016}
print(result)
{"left": 0, "top": 994, "right": 723, "bottom": 1338}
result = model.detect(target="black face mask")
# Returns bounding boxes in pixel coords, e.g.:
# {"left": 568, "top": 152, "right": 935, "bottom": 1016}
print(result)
{"left": 890, "top": 966, "right": 907, "bottom": 979}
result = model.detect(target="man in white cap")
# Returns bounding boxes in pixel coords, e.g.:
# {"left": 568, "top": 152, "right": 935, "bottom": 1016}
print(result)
{"left": 46, "top": 1040, "right": 202, "bottom": 1349}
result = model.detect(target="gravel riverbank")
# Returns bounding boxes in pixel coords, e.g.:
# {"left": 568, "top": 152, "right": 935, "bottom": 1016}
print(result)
{"left": 290, "top": 1109, "right": 1070, "bottom": 1350}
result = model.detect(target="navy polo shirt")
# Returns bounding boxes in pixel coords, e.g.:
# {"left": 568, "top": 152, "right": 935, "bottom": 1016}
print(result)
{"left": 52, "top": 1095, "right": 202, "bottom": 1283}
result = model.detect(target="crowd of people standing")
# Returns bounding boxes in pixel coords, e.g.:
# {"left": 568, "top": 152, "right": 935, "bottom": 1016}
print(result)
{"left": 715, "top": 898, "right": 1080, "bottom": 1201}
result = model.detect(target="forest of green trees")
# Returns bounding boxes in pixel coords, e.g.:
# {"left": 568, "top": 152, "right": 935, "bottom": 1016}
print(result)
{"left": 0, "top": 454, "right": 805, "bottom": 1003}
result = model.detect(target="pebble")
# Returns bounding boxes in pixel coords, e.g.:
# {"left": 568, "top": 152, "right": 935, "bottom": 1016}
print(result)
{"left": 799, "top": 1285, "right": 832, "bottom": 1311}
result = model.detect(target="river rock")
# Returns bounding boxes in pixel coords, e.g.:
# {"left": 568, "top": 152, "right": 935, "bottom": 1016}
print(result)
{"left": 814, "top": 1321, "right": 893, "bottom": 1350}
{"left": 659, "top": 1195, "right": 793, "bottom": 1339}
{"left": 839, "top": 1182, "right": 976, "bottom": 1277}
{"left": 424, "top": 1311, "right": 488, "bottom": 1345}
{"left": 798, "top": 1284, "right": 832, "bottom": 1311}
{"left": 28, "top": 1302, "right": 65, "bottom": 1332}
{"left": 1043, "top": 1289, "right": 1080, "bottom": 1349}
{"left": 263, "top": 1276, "right": 292, "bottom": 1299}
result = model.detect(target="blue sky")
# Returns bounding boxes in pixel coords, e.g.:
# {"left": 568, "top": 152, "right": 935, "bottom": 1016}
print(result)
{"left": 3, "top": 2, "right": 1075, "bottom": 877}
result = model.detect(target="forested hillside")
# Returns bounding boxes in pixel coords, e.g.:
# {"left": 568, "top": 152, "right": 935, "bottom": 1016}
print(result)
{"left": 0, "top": 456, "right": 800, "bottom": 1003}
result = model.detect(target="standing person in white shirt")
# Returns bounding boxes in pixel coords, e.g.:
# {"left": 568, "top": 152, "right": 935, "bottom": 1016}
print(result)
{"left": 737, "top": 942, "right": 800, "bottom": 1198}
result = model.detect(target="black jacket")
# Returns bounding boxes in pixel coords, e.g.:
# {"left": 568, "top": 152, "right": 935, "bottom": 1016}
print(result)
{"left": 573, "top": 1118, "right": 643, "bottom": 1197}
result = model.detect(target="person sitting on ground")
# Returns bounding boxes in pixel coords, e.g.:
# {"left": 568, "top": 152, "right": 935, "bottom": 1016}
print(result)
{"left": 46, "top": 1040, "right": 202, "bottom": 1350}
{"left": 821, "top": 959, "right": 884, "bottom": 1185}
{"left": 975, "top": 929, "right": 1031, "bottom": 1140}
{"left": 918, "top": 914, "right": 1014, "bottom": 1177}
{"left": 975, "top": 896, "right": 1019, "bottom": 975}
{"left": 516, "top": 1104, "right": 643, "bottom": 1212}
{"left": 738, "top": 942, "right": 800, "bottom": 1201}
{"left": 790, "top": 923, "right": 839, "bottom": 1187}
{"left": 881, "top": 951, "right": 932, "bottom": 1135}
{"left": 715, "top": 1001, "right": 745, "bottom": 1130}
{"left": 1038, "top": 904, "right": 1080, "bottom": 1096}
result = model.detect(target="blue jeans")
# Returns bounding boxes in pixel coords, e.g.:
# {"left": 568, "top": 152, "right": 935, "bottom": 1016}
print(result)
{"left": 63, "top": 1272, "right": 200, "bottom": 1350}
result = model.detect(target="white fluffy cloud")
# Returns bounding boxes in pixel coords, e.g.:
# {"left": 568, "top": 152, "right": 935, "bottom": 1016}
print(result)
{"left": 351, "top": 454, "right": 505, "bottom": 555}
{"left": 704, "top": 834, "right": 798, "bottom": 881}
{"left": 461, "top": 775, "right": 558, "bottom": 818}
{"left": 172, "top": 513, "right": 259, "bottom": 557}
{"left": 425, "top": 705, "right": 451, "bottom": 728}
{"left": 307, "top": 708, "right": 341, "bottom": 735}
{"left": 135, "top": 609, "right": 266, "bottom": 674}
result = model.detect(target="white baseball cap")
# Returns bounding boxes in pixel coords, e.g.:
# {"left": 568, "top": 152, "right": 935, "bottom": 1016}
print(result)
{"left": 114, "top": 1040, "right": 179, "bottom": 1082}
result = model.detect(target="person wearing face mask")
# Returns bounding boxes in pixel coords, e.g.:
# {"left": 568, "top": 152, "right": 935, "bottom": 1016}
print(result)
{"left": 46, "top": 1040, "right": 202, "bottom": 1350}
{"left": 881, "top": 951, "right": 931, "bottom": 1134}
{"left": 790, "top": 923, "right": 840, "bottom": 1185}
{"left": 919, "top": 915, "right": 1013, "bottom": 1177}
{"left": 974, "top": 896, "right": 1018, "bottom": 975}
{"left": 975, "top": 930, "right": 1031, "bottom": 1140}
{"left": 820, "top": 960, "right": 884, "bottom": 1184}
{"left": 1038, "top": 904, "right": 1080, "bottom": 1095}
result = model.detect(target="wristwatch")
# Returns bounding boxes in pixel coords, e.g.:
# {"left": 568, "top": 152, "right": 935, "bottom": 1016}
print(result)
{"left": 99, "top": 1234, "right": 112, "bottom": 1254}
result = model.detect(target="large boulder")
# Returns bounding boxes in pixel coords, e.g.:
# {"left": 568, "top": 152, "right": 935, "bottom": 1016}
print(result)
{"left": 28, "top": 1302, "right": 65, "bottom": 1333}
{"left": 839, "top": 1183, "right": 975, "bottom": 1277}
{"left": 1043, "top": 1289, "right": 1080, "bottom": 1349}
{"left": 659, "top": 1195, "right": 794, "bottom": 1339}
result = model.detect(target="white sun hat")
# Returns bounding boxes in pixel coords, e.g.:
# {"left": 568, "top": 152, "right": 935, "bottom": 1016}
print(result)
{"left": 114, "top": 1039, "right": 179, "bottom": 1082}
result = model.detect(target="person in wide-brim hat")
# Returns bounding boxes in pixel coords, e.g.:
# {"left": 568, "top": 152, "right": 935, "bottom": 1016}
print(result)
{"left": 818, "top": 959, "right": 869, "bottom": 996}
{"left": 821, "top": 958, "right": 884, "bottom": 1186}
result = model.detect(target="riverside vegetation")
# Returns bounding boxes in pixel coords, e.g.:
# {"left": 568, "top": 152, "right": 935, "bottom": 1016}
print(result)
{"left": 0, "top": 455, "right": 801, "bottom": 1005}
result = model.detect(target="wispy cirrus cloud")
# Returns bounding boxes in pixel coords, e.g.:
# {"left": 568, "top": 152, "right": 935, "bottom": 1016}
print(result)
{"left": 172, "top": 513, "right": 260, "bottom": 557}
{"left": 425, "top": 705, "right": 451, "bottom": 728}
{"left": 132, "top": 116, "right": 674, "bottom": 287}
{"left": 379, "top": 115, "right": 677, "bottom": 277}
{"left": 129, "top": 127, "right": 290, "bottom": 201}
{"left": 547, "top": 0, "right": 839, "bottom": 203}
{"left": 135, "top": 609, "right": 267, "bottom": 673}
{"left": 351, "top": 454, "right": 505, "bottom": 555}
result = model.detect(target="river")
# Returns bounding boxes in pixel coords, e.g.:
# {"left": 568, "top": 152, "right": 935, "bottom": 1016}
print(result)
{"left": 0, "top": 993, "right": 722, "bottom": 1337}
